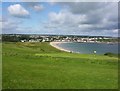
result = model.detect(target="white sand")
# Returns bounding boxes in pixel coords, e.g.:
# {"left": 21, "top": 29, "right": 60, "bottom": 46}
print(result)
{"left": 50, "top": 42, "right": 71, "bottom": 52}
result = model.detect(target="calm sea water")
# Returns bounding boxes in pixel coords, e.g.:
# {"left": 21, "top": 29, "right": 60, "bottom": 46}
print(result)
{"left": 57, "top": 42, "right": 119, "bottom": 54}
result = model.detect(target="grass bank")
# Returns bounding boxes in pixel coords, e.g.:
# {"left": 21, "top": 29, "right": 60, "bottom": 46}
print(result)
{"left": 2, "top": 42, "right": 118, "bottom": 89}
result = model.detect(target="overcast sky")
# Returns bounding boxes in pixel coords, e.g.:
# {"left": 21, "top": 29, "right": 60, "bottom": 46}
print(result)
{"left": 1, "top": 1, "right": 118, "bottom": 37}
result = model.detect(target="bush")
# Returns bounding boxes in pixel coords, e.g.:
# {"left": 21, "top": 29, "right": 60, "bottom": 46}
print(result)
{"left": 104, "top": 52, "right": 118, "bottom": 57}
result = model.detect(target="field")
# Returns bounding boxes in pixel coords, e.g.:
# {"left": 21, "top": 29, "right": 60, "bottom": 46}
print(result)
{"left": 2, "top": 42, "right": 118, "bottom": 89}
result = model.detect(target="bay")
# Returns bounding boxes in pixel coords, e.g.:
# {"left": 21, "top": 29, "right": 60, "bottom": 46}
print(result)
{"left": 57, "top": 42, "right": 119, "bottom": 54}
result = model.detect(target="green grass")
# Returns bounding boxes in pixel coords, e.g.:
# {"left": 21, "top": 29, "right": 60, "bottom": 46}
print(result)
{"left": 2, "top": 42, "right": 118, "bottom": 89}
{"left": 0, "top": 43, "right": 2, "bottom": 90}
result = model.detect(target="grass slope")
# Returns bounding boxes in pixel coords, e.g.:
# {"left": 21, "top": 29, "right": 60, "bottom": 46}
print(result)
{"left": 2, "top": 42, "right": 118, "bottom": 89}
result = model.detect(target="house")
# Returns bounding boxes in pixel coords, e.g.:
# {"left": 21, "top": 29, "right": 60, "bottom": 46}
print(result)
{"left": 21, "top": 40, "right": 26, "bottom": 42}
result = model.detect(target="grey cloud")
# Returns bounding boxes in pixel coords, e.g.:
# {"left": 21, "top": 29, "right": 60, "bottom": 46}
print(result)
{"left": 59, "top": 2, "right": 108, "bottom": 14}
{"left": 47, "top": 2, "right": 118, "bottom": 36}
{"left": 2, "top": 19, "right": 23, "bottom": 34}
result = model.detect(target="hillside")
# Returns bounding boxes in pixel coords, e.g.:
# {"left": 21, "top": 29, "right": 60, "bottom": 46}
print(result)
{"left": 2, "top": 42, "right": 118, "bottom": 89}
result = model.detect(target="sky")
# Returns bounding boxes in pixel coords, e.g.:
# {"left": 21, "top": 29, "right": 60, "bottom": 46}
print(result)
{"left": 1, "top": 1, "right": 118, "bottom": 37}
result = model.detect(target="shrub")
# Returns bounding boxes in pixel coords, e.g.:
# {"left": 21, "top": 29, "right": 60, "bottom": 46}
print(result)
{"left": 104, "top": 52, "right": 118, "bottom": 57}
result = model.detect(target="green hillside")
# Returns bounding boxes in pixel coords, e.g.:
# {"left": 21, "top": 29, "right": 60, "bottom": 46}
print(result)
{"left": 2, "top": 42, "right": 118, "bottom": 89}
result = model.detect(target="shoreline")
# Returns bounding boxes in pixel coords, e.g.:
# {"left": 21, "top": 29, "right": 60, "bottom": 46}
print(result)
{"left": 50, "top": 42, "right": 71, "bottom": 53}
{"left": 50, "top": 41, "right": 118, "bottom": 54}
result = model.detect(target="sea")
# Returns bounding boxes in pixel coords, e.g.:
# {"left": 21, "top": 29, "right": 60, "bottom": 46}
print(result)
{"left": 56, "top": 42, "right": 119, "bottom": 54}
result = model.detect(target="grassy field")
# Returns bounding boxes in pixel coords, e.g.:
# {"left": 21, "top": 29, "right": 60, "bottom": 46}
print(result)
{"left": 0, "top": 43, "right": 2, "bottom": 90}
{"left": 2, "top": 42, "right": 118, "bottom": 89}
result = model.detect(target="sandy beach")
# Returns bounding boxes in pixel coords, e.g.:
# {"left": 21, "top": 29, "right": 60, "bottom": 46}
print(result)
{"left": 50, "top": 42, "right": 71, "bottom": 52}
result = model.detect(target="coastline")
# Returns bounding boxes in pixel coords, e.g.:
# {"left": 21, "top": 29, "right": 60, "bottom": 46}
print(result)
{"left": 50, "top": 42, "right": 71, "bottom": 53}
{"left": 50, "top": 41, "right": 118, "bottom": 54}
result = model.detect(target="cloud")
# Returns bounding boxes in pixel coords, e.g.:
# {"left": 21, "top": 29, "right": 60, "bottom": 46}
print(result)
{"left": 49, "top": 10, "right": 86, "bottom": 25}
{"left": 48, "top": 0, "right": 58, "bottom": 5}
{"left": 1, "top": 18, "right": 23, "bottom": 33}
{"left": 47, "top": 2, "right": 118, "bottom": 37}
{"left": 33, "top": 4, "right": 44, "bottom": 11}
{"left": 8, "top": 4, "right": 30, "bottom": 18}
{"left": 24, "top": 2, "right": 45, "bottom": 12}
{"left": 67, "top": 2, "right": 107, "bottom": 14}
{"left": 1, "top": 17, "right": 35, "bottom": 34}
{"left": 2, "top": 22, "right": 18, "bottom": 31}
{"left": 112, "top": 29, "right": 118, "bottom": 33}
